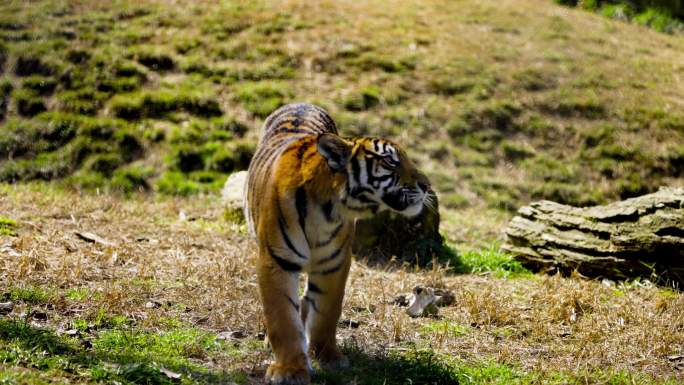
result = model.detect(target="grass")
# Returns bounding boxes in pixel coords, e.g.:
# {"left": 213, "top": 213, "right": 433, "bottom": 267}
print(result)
{"left": 558, "top": 1, "right": 684, "bottom": 34}
{"left": 0, "top": 0, "right": 680, "bottom": 215}
{"left": 0, "top": 215, "right": 17, "bottom": 236}
{"left": 1, "top": 0, "right": 684, "bottom": 382}
{"left": 0, "top": 184, "right": 682, "bottom": 384}
{"left": 455, "top": 247, "right": 532, "bottom": 278}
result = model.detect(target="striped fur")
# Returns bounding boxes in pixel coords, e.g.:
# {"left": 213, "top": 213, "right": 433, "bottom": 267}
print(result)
{"left": 244, "top": 103, "right": 431, "bottom": 385}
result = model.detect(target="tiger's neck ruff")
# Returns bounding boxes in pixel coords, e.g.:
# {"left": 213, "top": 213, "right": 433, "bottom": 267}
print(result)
{"left": 244, "top": 103, "right": 430, "bottom": 385}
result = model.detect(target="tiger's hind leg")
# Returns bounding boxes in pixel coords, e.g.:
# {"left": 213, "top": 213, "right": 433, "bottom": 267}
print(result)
{"left": 302, "top": 250, "right": 352, "bottom": 369}
{"left": 257, "top": 247, "right": 310, "bottom": 385}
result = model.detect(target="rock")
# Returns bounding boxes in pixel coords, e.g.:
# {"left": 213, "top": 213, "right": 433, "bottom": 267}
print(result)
{"left": 74, "top": 231, "right": 115, "bottom": 246}
{"left": 217, "top": 330, "right": 247, "bottom": 340}
{"left": 0, "top": 302, "right": 13, "bottom": 314}
{"left": 338, "top": 319, "right": 361, "bottom": 328}
{"left": 406, "top": 287, "right": 439, "bottom": 318}
{"left": 353, "top": 197, "right": 444, "bottom": 266}
{"left": 394, "top": 286, "right": 456, "bottom": 318}
{"left": 503, "top": 187, "right": 684, "bottom": 284}
{"left": 31, "top": 310, "right": 48, "bottom": 320}
{"left": 160, "top": 367, "right": 181, "bottom": 380}
{"left": 222, "top": 171, "right": 247, "bottom": 223}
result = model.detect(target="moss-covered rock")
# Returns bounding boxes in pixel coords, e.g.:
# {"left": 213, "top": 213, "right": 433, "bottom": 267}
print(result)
{"left": 353, "top": 196, "right": 444, "bottom": 267}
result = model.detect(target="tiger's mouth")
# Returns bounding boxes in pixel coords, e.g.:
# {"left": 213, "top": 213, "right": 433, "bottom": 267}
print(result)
{"left": 381, "top": 187, "right": 427, "bottom": 217}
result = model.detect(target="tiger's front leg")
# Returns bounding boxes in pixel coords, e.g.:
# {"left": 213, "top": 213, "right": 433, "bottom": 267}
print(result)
{"left": 257, "top": 247, "right": 310, "bottom": 385}
{"left": 301, "top": 246, "right": 352, "bottom": 369}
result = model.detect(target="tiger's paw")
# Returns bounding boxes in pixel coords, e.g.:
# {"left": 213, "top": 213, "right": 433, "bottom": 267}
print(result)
{"left": 316, "top": 348, "right": 350, "bottom": 370}
{"left": 265, "top": 363, "right": 310, "bottom": 385}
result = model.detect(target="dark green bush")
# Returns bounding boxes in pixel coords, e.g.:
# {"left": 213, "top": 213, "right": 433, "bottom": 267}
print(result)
{"left": 342, "top": 86, "right": 381, "bottom": 111}
{"left": 170, "top": 144, "right": 205, "bottom": 172}
{"left": 0, "top": 41, "right": 7, "bottom": 73}
{"left": 13, "top": 89, "right": 46, "bottom": 117}
{"left": 555, "top": 1, "right": 684, "bottom": 33}
{"left": 84, "top": 153, "right": 123, "bottom": 175}
{"left": 22, "top": 76, "right": 57, "bottom": 95}
{"left": 111, "top": 166, "right": 153, "bottom": 193}
{"left": 14, "top": 54, "right": 56, "bottom": 76}
{"left": 129, "top": 47, "right": 175, "bottom": 71}
{"left": 235, "top": 81, "right": 290, "bottom": 118}
{"left": 110, "top": 89, "right": 221, "bottom": 119}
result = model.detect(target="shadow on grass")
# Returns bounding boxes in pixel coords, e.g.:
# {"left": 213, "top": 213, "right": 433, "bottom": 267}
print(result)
{"left": 0, "top": 317, "right": 245, "bottom": 385}
{"left": 314, "top": 342, "right": 459, "bottom": 385}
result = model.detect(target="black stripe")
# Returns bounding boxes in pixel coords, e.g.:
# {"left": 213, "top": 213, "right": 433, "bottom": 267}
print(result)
{"left": 365, "top": 156, "right": 375, "bottom": 184}
{"left": 278, "top": 216, "right": 307, "bottom": 259}
{"left": 268, "top": 245, "right": 301, "bottom": 272}
{"left": 314, "top": 106, "right": 337, "bottom": 133}
{"left": 314, "top": 259, "right": 344, "bottom": 275}
{"left": 351, "top": 157, "right": 361, "bottom": 183}
{"left": 308, "top": 281, "right": 324, "bottom": 294}
{"left": 316, "top": 222, "right": 343, "bottom": 247}
{"left": 356, "top": 193, "right": 375, "bottom": 204}
{"left": 304, "top": 296, "right": 319, "bottom": 313}
{"left": 286, "top": 295, "right": 300, "bottom": 311}
{"left": 296, "top": 142, "right": 308, "bottom": 160}
{"left": 350, "top": 186, "right": 374, "bottom": 197}
{"left": 318, "top": 246, "right": 342, "bottom": 264}
{"left": 277, "top": 200, "right": 307, "bottom": 260}
{"left": 295, "top": 187, "right": 308, "bottom": 242}
{"left": 321, "top": 200, "right": 334, "bottom": 222}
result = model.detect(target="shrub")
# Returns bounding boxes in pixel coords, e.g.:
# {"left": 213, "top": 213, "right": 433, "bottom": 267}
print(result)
{"left": 13, "top": 54, "right": 57, "bottom": 76}
{"left": 110, "top": 89, "right": 221, "bottom": 119}
{"left": 342, "top": 86, "right": 381, "bottom": 111}
{"left": 57, "top": 88, "right": 109, "bottom": 115}
{"left": 13, "top": 88, "right": 46, "bottom": 117}
{"left": 84, "top": 153, "right": 123, "bottom": 175}
{"left": 66, "top": 48, "right": 91, "bottom": 64}
{"left": 111, "top": 166, "right": 153, "bottom": 193}
{"left": 129, "top": 47, "right": 175, "bottom": 71}
{"left": 235, "top": 81, "right": 290, "bottom": 118}
{"left": 155, "top": 171, "right": 201, "bottom": 195}
{"left": 0, "top": 41, "right": 7, "bottom": 73}
{"left": 634, "top": 7, "right": 683, "bottom": 32}
{"left": 22, "top": 76, "right": 57, "bottom": 95}
{"left": 351, "top": 52, "right": 416, "bottom": 73}
{"left": 169, "top": 144, "right": 205, "bottom": 172}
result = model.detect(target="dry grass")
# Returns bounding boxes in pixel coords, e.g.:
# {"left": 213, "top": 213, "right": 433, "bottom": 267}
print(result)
{"left": 1, "top": 183, "right": 682, "bottom": 384}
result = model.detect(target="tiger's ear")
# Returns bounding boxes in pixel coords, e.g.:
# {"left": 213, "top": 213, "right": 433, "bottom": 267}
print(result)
{"left": 317, "top": 133, "right": 352, "bottom": 171}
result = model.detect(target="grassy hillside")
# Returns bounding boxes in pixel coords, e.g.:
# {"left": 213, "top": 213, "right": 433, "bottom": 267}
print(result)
{"left": 1, "top": 0, "right": 684, "bottom": 244}
{"left": 1, "top": 0, "right": 684, "bottom": 384}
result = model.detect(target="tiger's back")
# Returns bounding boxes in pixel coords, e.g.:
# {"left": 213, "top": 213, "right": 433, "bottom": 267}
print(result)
{"left": 244, "top": 103, "right": 341, "bottom": 239}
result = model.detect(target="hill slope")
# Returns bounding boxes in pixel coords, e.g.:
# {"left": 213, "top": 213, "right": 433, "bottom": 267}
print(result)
{"left": 1, "top": 0, "right": 684, "bottom": 245}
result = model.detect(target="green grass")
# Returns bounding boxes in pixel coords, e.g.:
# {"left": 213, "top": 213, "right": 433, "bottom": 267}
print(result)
{"left": 6, "top": 286, "right": 53, "bottom": 304}
{"left": 0, "top": 318, "right": 247, "bottom": 385}
{"left": 557, "top": 1, "right": 684, "bottom": 34}
{"left": 420, "top": 321, "right": 471, "bottom": 337}
{"left": 314, "top": 344, "right": 678, "bottom": 385}
{"left": 455, "top": 247, "right": 532, "bottom": 278}
{"left": 0, "top": 215, "right": 17, "bottom": 236}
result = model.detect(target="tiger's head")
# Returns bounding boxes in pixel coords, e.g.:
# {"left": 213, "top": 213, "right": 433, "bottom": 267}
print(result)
{"left": 317, "top": 133, "right": 432, "bottom": 218}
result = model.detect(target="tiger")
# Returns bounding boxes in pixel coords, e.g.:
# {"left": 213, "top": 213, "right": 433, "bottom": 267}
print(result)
{"left": 244, "top": 103, "right": 432, "bottom": 385}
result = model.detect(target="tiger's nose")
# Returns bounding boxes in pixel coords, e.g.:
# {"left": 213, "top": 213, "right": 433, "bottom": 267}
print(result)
{"left": 417, "top": 181, "right": 429, "bottom": 193}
